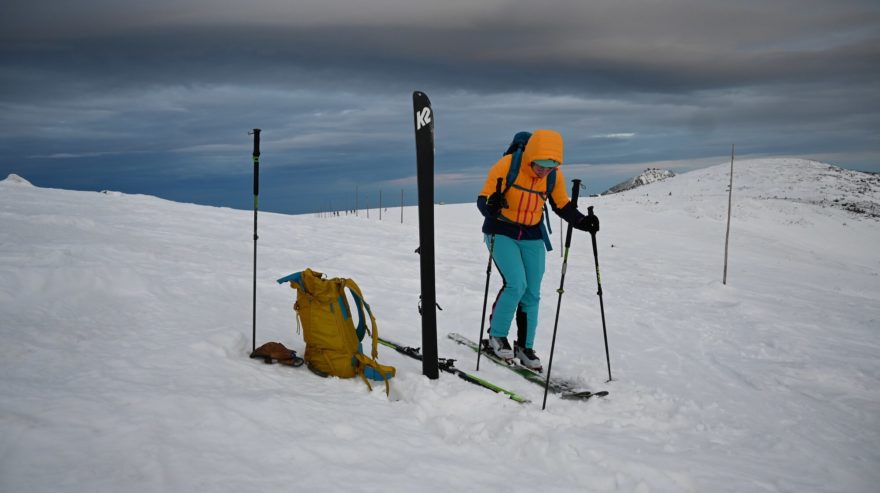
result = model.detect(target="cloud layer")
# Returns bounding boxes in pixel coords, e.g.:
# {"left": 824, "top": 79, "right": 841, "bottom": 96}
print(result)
{"left": 1, "top": 0, "right": 878, "bottom": 212}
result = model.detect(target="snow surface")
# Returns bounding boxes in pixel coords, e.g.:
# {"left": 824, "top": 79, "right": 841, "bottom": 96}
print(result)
{"left": 1, "top": 159, "right": 878, "bottom": 493}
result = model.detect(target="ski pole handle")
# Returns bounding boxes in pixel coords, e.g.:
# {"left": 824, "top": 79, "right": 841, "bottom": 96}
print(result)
{"left": 570, "top": 179, "right": 582, "bottom": 205}
{"left": 496, "top": 177, "right": 503, "bottom": 193}
{"left": 251, "top": 128, "right": 261, "bottom": 156}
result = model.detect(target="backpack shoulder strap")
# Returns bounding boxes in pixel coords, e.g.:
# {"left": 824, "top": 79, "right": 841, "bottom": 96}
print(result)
{"left": 503, "top": 152, "right": 522, "bottom": 196}
{"left": 343, "top": 278, "right": 396, "bottom": 396}
{"left": 343, "top": 279, "right": 377, "bottom": 356}
{"left": 502, "top": 131, "right": 532, "bottom": 195}
{"left": 546, "top": 168, "right": 557, "bottom": 195}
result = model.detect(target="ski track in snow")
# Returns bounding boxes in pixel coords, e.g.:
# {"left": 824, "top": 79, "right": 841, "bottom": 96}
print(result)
{"left": 1, "top": 158, "right": 878, "bottom": 492}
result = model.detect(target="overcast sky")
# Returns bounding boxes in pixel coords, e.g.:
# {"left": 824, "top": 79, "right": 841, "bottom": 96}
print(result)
{"left": 2, "top": 0, "right": 878, "bottom": 213}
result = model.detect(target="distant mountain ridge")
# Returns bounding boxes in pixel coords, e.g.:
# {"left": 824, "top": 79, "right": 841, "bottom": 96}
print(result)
{"left": 603, "top": 168, "right": 675, "bottom": 194}
{"left": 606, "top": 158, "right": 880, "bottom": 220}
{"left": 1, "top": 174, "right": 33, "bottom": 186}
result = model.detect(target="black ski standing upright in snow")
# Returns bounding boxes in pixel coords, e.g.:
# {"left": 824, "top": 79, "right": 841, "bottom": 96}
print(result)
{"left": 413, "top": 91, "right": 439, "bottom": 379}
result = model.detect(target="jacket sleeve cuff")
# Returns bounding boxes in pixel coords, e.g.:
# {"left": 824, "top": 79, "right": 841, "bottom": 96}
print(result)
{"left": 476, "top": 195, "right": 490, "bottom": 218}
{"left": 556, "top": 201, "right": 585, "bottom": 225}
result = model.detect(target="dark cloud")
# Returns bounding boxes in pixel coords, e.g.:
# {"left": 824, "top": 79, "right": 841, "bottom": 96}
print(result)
{"left": 1, "top": 0, "right": 878, "bottom": 213}
{"left": 4, "top": 0, "right": 878, "bottom": 94}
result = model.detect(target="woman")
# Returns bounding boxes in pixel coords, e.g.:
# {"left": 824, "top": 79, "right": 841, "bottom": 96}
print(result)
{"left": 476, "top": 129, "right": 598, "bottom": 370}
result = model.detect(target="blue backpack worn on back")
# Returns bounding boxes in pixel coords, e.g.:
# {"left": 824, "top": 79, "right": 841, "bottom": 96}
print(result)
{"left": 501, "top": 131, "right": 556, "bottom": 250}
{"left": 502, "top": 131, "right": 556, "bottom": 195}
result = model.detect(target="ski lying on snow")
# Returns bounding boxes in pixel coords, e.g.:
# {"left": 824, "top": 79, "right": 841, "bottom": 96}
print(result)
{"left": 378, "top": 337, "right": 530, "bottom": 404}
{"left": 447, "top": 333, "right": 609, "bottom": 401}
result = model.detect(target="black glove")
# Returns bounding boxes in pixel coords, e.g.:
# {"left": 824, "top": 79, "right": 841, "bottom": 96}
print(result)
{"left": 485, "top": 191, "right": 508, "bottom": 218}
{"left": 575, "top": 213, "right": 599, "bottom": 234}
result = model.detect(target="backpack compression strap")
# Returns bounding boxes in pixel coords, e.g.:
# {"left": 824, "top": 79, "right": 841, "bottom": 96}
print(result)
{"left": 345, "top": 279, "right": 396, "bottom": 395}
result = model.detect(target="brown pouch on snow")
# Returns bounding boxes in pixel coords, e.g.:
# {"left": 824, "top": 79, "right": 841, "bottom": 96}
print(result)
{"left": 250, "top": 342, "right": 304, "bottom": 367}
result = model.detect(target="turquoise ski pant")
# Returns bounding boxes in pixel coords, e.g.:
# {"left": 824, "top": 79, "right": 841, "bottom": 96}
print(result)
{"left": 485, "top": 234, "right": 546, "bottom": 349}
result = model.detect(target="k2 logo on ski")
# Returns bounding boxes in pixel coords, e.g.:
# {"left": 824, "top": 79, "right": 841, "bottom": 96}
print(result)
{"left": 416, "top": 107, "right": 432, "bottom": 130}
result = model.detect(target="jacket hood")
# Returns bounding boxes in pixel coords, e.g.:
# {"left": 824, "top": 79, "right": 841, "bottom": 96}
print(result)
{"left": 521, "top": 129, "right": 564, "bottom": 171}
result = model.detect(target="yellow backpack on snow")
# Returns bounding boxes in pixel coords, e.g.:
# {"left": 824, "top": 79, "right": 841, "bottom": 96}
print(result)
{"left": 277, "top": 269, "right": 395, "bottom": 394}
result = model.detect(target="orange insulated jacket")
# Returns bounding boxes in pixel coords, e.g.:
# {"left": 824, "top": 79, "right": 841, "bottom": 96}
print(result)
{"left": 479, "top": 129, "right": 571, "bottom": 227}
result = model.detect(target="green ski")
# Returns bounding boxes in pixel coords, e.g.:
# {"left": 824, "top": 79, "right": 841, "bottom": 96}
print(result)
{"left": 447, "top": 333, "right": 609, "bottom": 401}
{"left": 378, "top": 337, "right": 530, "bottom": 404}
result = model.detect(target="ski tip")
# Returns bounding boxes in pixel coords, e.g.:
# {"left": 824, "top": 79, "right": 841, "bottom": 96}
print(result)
{"left": 413, "top": 91, "right": 431, "bottom": 104}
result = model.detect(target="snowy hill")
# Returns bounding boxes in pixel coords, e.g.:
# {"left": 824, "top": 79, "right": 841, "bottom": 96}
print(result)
{"left": 1, "top": 159, "right": 879, "bottom": 492}
{"left": 2, "top": 173, "right": 33, "bottom": 186}
{"left": 603, "top": 168, "right": 676, "bottom": 194}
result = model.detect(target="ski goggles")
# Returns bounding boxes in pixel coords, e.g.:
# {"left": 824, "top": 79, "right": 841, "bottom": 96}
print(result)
{"left": 531, "top": 159, "right": 560, "bottom": 169}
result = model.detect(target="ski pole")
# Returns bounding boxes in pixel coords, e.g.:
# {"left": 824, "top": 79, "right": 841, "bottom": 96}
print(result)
{"left": 249, "top": 128, "right": 261, "bottom": 355}
{"left": 542, "top": 179, "right": 581, "bottom": 410}
{"left": 476, "top": 177, "right": 503, "bottom": 371}
{"left": 587, "top": 205, "right": 613, "bottom": 382}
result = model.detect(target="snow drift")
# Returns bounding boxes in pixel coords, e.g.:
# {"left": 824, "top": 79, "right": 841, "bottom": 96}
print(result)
{"left": 1, "top": 159, "right": 878, "bottom": 492}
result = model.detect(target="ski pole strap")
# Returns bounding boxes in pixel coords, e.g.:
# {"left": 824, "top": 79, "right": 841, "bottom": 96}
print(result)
{"left": 252, "top": 128, "right": 261, "bottom": 156}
